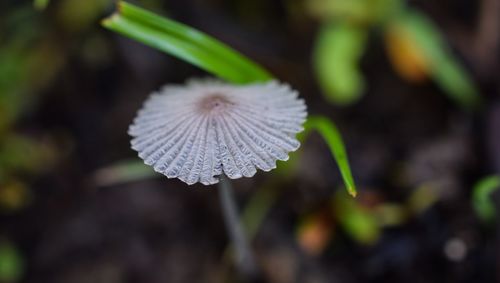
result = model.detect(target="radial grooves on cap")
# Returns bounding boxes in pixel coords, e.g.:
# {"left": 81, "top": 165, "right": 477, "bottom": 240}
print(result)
{"left": 228, "top": 110, "right": 291, "bottom": 159}
{"left": 179, "top": 115, "right": 208, "bottom": 184}
{"left": 139, "top": 114, "right": 198, "bottom": 164}
{"left": 221, "top": 113, "right": 269, "bottom": 172}
{"left": 214, "top": 117, "right": 242, "bottom": 179}
{"left": 220, "top": 114, "right": 256, "bottom": 177}
{"left": 186, "top": 116, "right": 209, "bottom": 184}
{"left": 129, "top": 79, "right": 307, "bottom": 185}
{"left": 224, "top": 109, "right": 278, "bottom": 170}
{"left": 147, "top": 115, "right": 198, "bottom": 170}
{"left": 162, "top": 115, "right": 203, "bottom": 177}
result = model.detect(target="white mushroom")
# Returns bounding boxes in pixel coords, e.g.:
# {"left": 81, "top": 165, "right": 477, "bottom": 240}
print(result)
{"left": 129, "top": 79, "right": 307, "bottom": 185}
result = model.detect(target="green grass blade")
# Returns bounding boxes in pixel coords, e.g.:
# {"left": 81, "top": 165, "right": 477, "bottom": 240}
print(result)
{"left": 398, "top": 10, "right": 481, "bottom": 109}
{"left": 118, "top": 2, "right": 270, "bottom": 82}
{"left": 472, "top": 175, "right": 500, "bottom": 223}
{"left": 302, "top": 115, "right": 357, "bottom": 196}
{"left": 102, "top": 1, "right": 272, "bottom": 84}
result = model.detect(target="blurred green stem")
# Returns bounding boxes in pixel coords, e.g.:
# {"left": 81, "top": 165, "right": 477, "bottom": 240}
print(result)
{"left": 218, "top": 176, "right": 256, "bottom": 277}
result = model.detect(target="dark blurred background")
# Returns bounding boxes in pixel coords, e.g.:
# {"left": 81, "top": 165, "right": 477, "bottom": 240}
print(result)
{"left": 1, "top": 0, "right": 499, "bottom": 282}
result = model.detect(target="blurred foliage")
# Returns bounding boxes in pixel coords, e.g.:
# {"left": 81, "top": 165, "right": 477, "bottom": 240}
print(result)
{"left": 33, "top": 0, "right": 49, "bottom": 11}
{"left": 0, "top": 240, "right": 23, "bottom": 283}
{"left": 0, "top": 135, "right": 54, "bottom": 174}
{"left": 472, "top": 175, "right": 500, "bottom": 224}
{"left": 0, "top": 180, "right": 31, "bottom": 212}
{"left": 57, "top": 0, "right": 109, "bottom": 32}
{"left": 1, "top": 4, "right": 59, "bottom": 213}
{"left": 333, "top": 190, "right": 380, "bottom": 245}
{"left": 307, "top": 0, "right": 480, "bottom": 108}
{"left": 93, "top": 159, "right": 159, "bottom": 187}
{"left": 296, "top": 185, "right": 438, "bottom": 253}
{"left": 241, "top": 180, "right": 282, "bottom": 240}
{"left": 313, "top": 23, "right": 367, "bottom": 105}
{"left": 384, "top": 23, "right": 429, "bottom": 83}
{"left": 297, "top": 209, "right": 334, "bottom": 256}
{"left": 407, "top": 183, "right": 439, "bottom": 214}
{"left": 0, "top": 135, "right": 54, "bottom": 212}
{"left": 1, "top": 0, "right": 110, "bottom": 213}
{"left": 394, "top": 11, "right": 480, "bottom": 109}
{"left": 0, "top": 7, "right": 63, "bottom": 131}
{"left": 307, "top": 0, "right": 402, "bottom": 24}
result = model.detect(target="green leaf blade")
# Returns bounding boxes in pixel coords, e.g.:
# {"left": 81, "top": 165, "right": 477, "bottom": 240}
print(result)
{"left": 304, "top": 115, "right": 357, "bottom": 196}
{"left": 102, "top": 1, "right": 272, "bottom": 84}
{"left": 103, "top": 15, "right": 243, "bottom": 82}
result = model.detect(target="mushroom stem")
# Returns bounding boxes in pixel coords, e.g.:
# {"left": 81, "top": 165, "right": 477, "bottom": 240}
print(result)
{"left": 218, "top": 175, "right": 257, "bottom": 277}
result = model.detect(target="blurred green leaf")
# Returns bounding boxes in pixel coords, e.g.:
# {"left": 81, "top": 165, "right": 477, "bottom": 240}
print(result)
{"left": 33, "top": 0, "right": 50, "bottom": 10}
{"left": 396, "top": 11, "right": 481, "bottom": 109}
{"left": 241, "top": 181, "right": 281, "bottom": 239}
{"left": 0, "top": 18, "right": 38, "bottom": 130}
{"left": 407, "top": 183, "right": 438, "bottom": 214}
{"left": 368, "top": 0, "right": 404, "bottom": 24}
{"left": 333, "top": 191, "right": 379, "bottom": 244}
{"left": 472, "top": 175, "right": 500, "bottom": 223}
{"left": 313, "top": 23, "right": 367, "bottom": 105}
{"left": 0, "top": 180, "right": 32, "bottom": 212}
{"left": 0, "top": 241, "right": 23, "bottom": 283}
{"left": 0, "top": 13, "right": 65, "bottom": 131}
{"left": 102, "top": 1, "right": 272, "bottom": 84}
{"left": 93, "top": 159, "right": 159, "bottom": 186}
{"left": 57, "top": 0, "right": 110, "bottom": 32}
{"left": 301, "top": 115, "right": 357, "bottom": 196}
{"left": 307, "top": 0, "right": 372, "bottom": 23}
{"left": 307, "top": 0, "right": 403, "bottom": 24}
{"left": 373, "top": 203, "right": 407, "bottom": 226}
{"left": 0, "top": 135, "right": 50, "bottom": 175}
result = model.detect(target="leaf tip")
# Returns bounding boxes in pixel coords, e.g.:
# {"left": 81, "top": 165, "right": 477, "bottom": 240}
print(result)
{"left": 101, "top": 0, "right": 124, "bottom": 28}
{"left": 100, "top": 13, "right": 118, "bottom": 28}
{"left": 348, "top": 188, "right": 357, "bottom": 198}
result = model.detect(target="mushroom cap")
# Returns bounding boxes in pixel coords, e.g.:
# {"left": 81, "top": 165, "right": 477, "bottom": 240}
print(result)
{"left": 129, "top": 79, "right": 307, "bottom": 185}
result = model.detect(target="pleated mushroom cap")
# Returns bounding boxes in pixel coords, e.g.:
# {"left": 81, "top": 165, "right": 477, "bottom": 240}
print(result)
{"left": 129, "top": 79, "right": 307, "bottom": 185}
